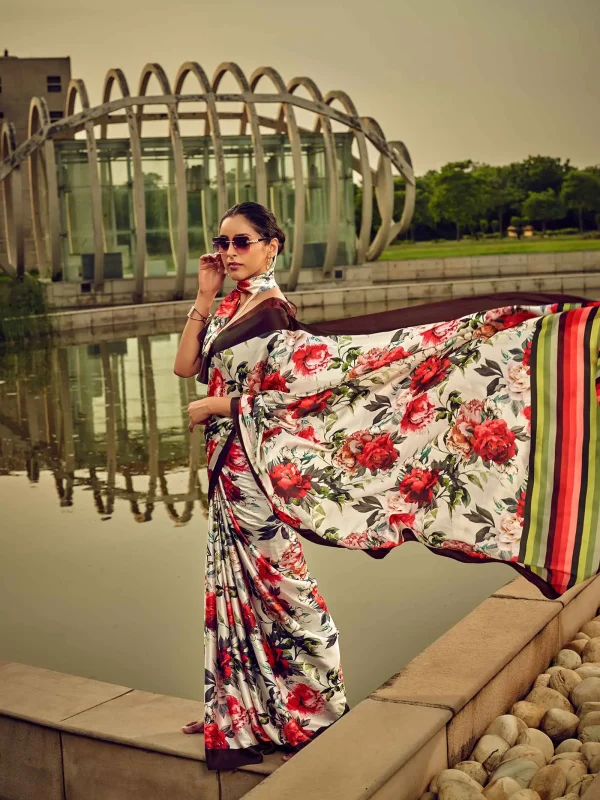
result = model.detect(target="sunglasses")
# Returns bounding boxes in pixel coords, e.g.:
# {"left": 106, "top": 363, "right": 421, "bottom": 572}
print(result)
{"left": 212, "top": 235, "right": 269, "bottom": 253}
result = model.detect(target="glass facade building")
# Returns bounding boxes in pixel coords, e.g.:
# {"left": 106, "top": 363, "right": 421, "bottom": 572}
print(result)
{"left": 0, "top": 60, "right": 415, "bottom": 300}
{"left": 55, "top": 132, "right": 357, "bottom": 281}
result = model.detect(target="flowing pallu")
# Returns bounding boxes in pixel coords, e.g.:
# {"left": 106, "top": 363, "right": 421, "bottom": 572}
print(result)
{"left": 197, "top": 290, "right": 600, "bottom": 769}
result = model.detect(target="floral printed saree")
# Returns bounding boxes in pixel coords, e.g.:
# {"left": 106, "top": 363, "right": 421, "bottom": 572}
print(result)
{"left": 195, "top": 287, "right": 600, "bottom": 769}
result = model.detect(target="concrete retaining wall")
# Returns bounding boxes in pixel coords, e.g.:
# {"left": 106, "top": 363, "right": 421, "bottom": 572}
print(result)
{"left": 30, "top": 271, "right": 600, "bottom": 345}
{"left": 242, "top": 575, "right": 600, "bottom": 800}
{"left": 2, "top": 575, "right": 600, "bottom": 799}
{"left": 38, "top": 249, "right": 600, "bottom": 310}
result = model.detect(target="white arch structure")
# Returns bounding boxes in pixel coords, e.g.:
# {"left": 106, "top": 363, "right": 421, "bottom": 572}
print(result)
{"left": 0, "top": 61, "right": 415, "bottom": 296}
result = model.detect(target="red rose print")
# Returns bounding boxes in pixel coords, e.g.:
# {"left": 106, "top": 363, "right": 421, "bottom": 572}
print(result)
{"left": 596, "top": 379, "right": 600, "bottom": 404}
{"left": 225, "top": 442, "right": 249, "bottom": 472}
{"left": 522, "top": 340, "right": 533, "bottom": 368}
{"left": 389, "top": 512, "right": 416, "bottom": 531}
{"left": 248, "top": 707, "right": 270, "bottom": 741}
{"left": 333, "top": 430, "right": 373, "bottom": 473}
{"left": 373, "top": 345, "right": 411, "bottom": 369}
{"left": 215, "top": 294, "right": 240, "bottom": 319}
{"left": 217, "top": 648, "right": 233, "bottom": 680}
{"left": 280, "top": 541, "right": 308, "bottom": 578}
{"left": 399, "top": 467, "right": 440, "bottom": 506}
{"left": 203, "top": 723, "right": 229, "bottom": 749}
{"left": 400, "top": 394, "right": 436, "bottom": 433}
{"left": 208, "top": 367, "right": 226, "bottom": 397}
{"left": 257, "top": 555, "right": 284, "bottom": 585}
{"left": 264, "top": 641, "right": 290, "bottom": 676}
{"left": 292, "top": 343, "right": 332, "bottom": 375}
{"left": 269, "top": 461, "right": 312, "bottom": 501}
{"left": 472, "top": 419, "right": 517, "bottom": 464}
{"left": 241, "top": 603, "right": 257, "bottom": 631}
{"left": 225, "top": 600, "right": 235, "bottom": 627}
{"left": 410, "top": 356, "right": 451, "bottom": 394}
{"left": 286, "top": 683, "right": 326, "bottom": 716}
{"left": 421, "top": 319, "right": 461, "bottom": 346}
{"left": 226, "top": 695, "right": 249, "bottom": 733}
{"left": 282, "top": 719, "right": 312, "bottom": 747}
{"left": 261, "top": 371, "right": 289, "bottom": 392}
{"left": 496, "top": 310, "right": 537, "bottom": 329}
{"left": 246, "top": 360, "right": 267, "bottom": 397}
{"left": 205, "top": 592, "right": 217, "bottom": 631}
{"left": 275, "top": 509, "right": 303, "bottom": 528}
{"left": 355, "top": 433, "right": 399, "bottom": 472}
{"left": 262, "top": 425, "right": 283, "bottom": 443}
{"left": 221, "top": 473, "right": 242, "bottom": 502}
{"left": 206, "top": 438, "right": 218, "bottom": 463}
{"left": 344, "top": 531, "right": 370, "bottom": 548}
{"left": 348, "top": 346, "right": 410, "bottom": 378}
{"left": 288, "top": 390, "right": 333, "bottom": 419}
{"left": 523, "top": 405, "right": 531, "bottom": 430}
{"left": 310, "top": 586, "right": 328, "bottom": 611}
{"left": 296, "top": 425, "right": 319, "bottom": 443}
{"left": 517, "top": 489, "right": 527, "bottom": 519}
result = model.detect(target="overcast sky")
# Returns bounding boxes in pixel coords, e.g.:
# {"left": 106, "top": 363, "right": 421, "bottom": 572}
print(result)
{"left": 3, "top": 0, "right": 599, "bottom": 175}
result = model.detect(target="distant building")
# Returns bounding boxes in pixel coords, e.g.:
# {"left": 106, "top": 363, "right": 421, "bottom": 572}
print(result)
{"left": 0, "top": 51, "right": 71, "bottom": 142}
{"left": 0, "top": 59, "right": 414, "bottom": 301}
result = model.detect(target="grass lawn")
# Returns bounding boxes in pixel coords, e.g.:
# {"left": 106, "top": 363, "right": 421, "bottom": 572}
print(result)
{"left": 380, "top": 237, "right": 600, "bottom": 261}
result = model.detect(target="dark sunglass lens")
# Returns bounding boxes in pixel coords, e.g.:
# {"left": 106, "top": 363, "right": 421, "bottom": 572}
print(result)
{"left": 212, "top": 238, "right": 228, "bottom": 252}
{"left": 232, "top": 235, "right": 251, "bottom": 251}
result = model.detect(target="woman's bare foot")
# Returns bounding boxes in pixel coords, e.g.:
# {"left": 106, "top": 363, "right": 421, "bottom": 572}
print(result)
{"left": 181, "top": 720, "right": 204, "bottom": 734}
{"left": 282, "top": 751, "right": 295, "bottom": 762}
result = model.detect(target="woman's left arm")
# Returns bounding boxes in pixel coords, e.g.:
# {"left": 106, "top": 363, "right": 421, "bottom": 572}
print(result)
{"left": 187, "top": 396, "right": 232, "bottom": 433}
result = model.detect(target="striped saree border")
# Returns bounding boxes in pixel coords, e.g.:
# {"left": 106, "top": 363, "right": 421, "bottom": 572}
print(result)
{"left": 521, "top": 304, "right": 600, "bottom": 593}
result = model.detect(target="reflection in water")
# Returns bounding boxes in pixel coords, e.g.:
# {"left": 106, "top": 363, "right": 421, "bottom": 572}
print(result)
{"left": 0, "top": 334, "right": 209, "bottom": 524}
{"left": 0, "top": 324, "right": 514, "bottom": 709}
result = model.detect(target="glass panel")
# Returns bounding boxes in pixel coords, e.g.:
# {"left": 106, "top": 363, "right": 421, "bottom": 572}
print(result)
{"left": 335, "top": 132, "right": 357, "bottom": 267}
{"left": 98, "top": 140, "right": 134, "bottom": 277}
{"left": 141, "top": 140, "right": 176, "bottom": 276}
{"left": 55, "top": 141, "right": 96, "bottom": 281}
{"left": 302, "top": 137, "right": 329, "bottom": 268}
{"left": 54, "top": 132, "right": 357, "bottom": 279}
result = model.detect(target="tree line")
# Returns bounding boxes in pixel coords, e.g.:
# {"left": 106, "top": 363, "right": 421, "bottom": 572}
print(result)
{"left": 356, "top": 156, "right": 600, "bottom": 242}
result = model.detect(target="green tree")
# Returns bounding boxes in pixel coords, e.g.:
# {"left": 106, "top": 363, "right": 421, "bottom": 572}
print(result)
{"left": 473, "top": 163, "right": 522, "bottom": 237}
{"left": 522, "top": 189, "right": 565, "bottom": 234}
{"left": 560, "top": 169, "right": 600, "bottom": 232}
{"left": 429, "top": 160, "right": 485, "bottom": 240}
{"left": 512, "top": 155, "right": 571, "bottom": 197}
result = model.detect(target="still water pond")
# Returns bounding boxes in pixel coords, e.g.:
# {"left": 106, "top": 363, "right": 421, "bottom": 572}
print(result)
{"left": 0, "top": 319, "right": 515, "bottom": 709}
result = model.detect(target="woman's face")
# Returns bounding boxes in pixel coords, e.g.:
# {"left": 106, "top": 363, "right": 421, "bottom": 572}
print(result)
{"left": 218, "top": 215, "right": 278, "bottom": 281}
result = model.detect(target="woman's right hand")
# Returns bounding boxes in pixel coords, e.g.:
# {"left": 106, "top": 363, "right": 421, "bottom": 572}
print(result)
{"left": 198, "top": 253, "right": 225, "bottom": 298}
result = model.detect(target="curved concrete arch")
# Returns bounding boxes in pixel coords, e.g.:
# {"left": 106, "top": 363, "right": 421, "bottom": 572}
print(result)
{"left": 101, "top": 68, "right": 147, "bottom": 297}
{"left": 27, "top": 97, "right": 50, "bottom": 274}
{"left": 212, "top": 62, "right": 267, "bottom": 207}
{"left": 288, "top": 77, "right": 339, "bottom": 279}
{"left": 386, "top": 140, "right": 416, "bottom": 243}
{"left": 175, "top": 62, "right": 227, "bottom": 225}
{"left": 138, "top": 63, "right": 189, "bottom": 299}
{"left": 360, "top": 116, "right": 394, "bottom": 262}
{"left": 250, "top": 66, "right": 305, "bottom": 291}
{"left": 323, "top": 90, "right": 373, "bottom": 266}
{"left": 65, "top": 79, "right": 105, "bottom": 287}
{"left": 28, "top": 97, "right": 62, "bottom": 279}
{"left": 0, "top": 64, "right": 417, "bottom": 283}
{"left": 0, "top": 122, "right": 24, "bottom": 275}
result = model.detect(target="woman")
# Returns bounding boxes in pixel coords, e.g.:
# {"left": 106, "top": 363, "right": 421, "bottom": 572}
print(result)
{"left": 173, "top": 201, "right": 600, "bottom": 770}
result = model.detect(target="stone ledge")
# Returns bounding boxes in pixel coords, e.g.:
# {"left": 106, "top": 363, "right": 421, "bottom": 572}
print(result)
{"left": 243, "top": 574, "right": 600, "bottom": 800}
{"left": 241, "top": 699, "right": 450, "bottom": 800}
{"left": 370, "top": 594, "right": 561, "bottom": 711}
